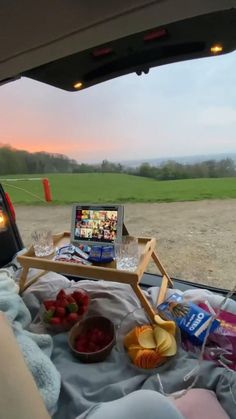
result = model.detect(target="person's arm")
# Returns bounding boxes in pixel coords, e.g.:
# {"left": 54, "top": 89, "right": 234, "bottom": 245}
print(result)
{"left": 0, "top": 312, "right": 51, "bottom": 419}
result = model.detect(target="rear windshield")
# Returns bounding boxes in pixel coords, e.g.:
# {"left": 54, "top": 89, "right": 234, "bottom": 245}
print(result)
{"left": 0, "top": 50, "right": 236, "bottom": 290}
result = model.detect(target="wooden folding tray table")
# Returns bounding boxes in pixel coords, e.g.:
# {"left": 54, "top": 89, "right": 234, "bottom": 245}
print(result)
{"left": 17, "top": 232, "right": 173, "bottom": 322}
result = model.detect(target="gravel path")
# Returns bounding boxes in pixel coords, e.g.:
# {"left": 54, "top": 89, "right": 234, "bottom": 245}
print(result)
{"left": 15, "top": 200, "right": 236, "bottom": 290}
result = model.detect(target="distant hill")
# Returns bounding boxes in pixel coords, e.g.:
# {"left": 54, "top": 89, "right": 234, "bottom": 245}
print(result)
{"left": 120, "top": 152, "right": 236, "bottom": 168}
{"left": 1, "top": 144, "right": 236, "bottom": 178}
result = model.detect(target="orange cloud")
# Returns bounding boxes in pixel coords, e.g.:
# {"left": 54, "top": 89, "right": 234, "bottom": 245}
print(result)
{"left": 4, "top": 137, "right": 120, "bottom": 161}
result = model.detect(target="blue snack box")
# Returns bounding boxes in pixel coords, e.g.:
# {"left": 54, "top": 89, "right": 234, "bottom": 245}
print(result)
{"left": 88, "top": 245, "right": 114, "bottom": 263}
{"left": 157, "top": 293, "right": 220, "bottom": 343}
{"left": 101, "top": 245, "right": 114, "bottom": 262}
{"left": 88, "top": 246, "right": 102, "bottom": 262}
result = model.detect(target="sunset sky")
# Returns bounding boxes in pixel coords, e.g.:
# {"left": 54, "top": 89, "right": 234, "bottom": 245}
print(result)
{"left": 0, "top": 50, "right": 236, "bottom": 163}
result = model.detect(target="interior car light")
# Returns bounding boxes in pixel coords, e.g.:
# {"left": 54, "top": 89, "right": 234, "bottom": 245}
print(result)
{"left": 210, "top": 44, "right": 223, "bottom": 54}
{"left": 73, "top": 82, "right": 83, "bottom": 89}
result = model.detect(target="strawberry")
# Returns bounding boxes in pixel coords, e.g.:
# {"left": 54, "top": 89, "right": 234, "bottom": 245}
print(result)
{"left": 72, "top": 290, "right": 84, "bottom": 302}
{"left": 75, "top": 336, "right": 87, "bottom": 352}
{"left": 43, "top": 300, "right": 55, "bottom": 310}
{"left": 43, "top": 308, "right": 55, "bottom": 323}
{"left": 67, "top": 312, "right": 79, "bottom": 323}
{"left": 73, "top": 290, "right": 89, "bottom": 304}
{"left": 87, "top": 342, "right": 98, "bottom": 352}
{"left": 75, "top": 342, "right": 88, "bottom": 352}
{"left": 56, "top": 298, "right": 68, "bottom": 308}
{"left": 67, "top": 295, "right": 76, "bottom": 304}
{"left": 56, "top": 289, "right": 66, "bottom": 301}
{"left": 67, "top": 302, "right": 78, "bottom": 313}
{"left": 91, "top": 328, "right": 105, "bottom": 344}
{"left": 55, "top": 307, "right": 66, "bottom": 318}
{"left": 76, "top": 335, "right": 87, "bottom": 346}
{"left": 85, "top": 327, "right": 112, "bottom": 348}
{"left": 81, "top": 294, "right": 89, "bottom": 306}
{"left": 49, "top": 317, "right": 61, "bottom": 325}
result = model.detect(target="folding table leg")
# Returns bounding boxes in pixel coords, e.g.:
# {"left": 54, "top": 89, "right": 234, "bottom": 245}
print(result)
{"left": 19, "top": 267, "right": 29, "bottom": 295}
{"left": 151, "top": 250, "right": 173, "bottom": 306}
{"left": 131, "top": 283, "right": 156, "bottom": 323}
{"left": 21, "top": 270, "right": 48, "bottom": 294}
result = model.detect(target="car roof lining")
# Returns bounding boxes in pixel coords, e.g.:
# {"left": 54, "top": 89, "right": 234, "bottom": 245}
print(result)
{"left": 23, "top": 9, "right": 236, "bottom": 91}
{"left": 0, "top": 0, "right": 235, "bottom": 87}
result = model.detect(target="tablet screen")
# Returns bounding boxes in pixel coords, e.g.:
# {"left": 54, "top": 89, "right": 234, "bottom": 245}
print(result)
{"left": 71, "top": 205, "right": 123, "bottom": 245}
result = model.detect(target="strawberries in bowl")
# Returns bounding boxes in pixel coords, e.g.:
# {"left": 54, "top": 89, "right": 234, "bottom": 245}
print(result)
{"left": 42, "top": 288, "right": 90, "bottom": 333}
{"left": 68, "top": 316, "right": 115, "bottom": 362}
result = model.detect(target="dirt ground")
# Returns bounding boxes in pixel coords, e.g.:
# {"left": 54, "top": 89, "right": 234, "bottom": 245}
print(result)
{"left": 15, "top": 200, "right": 236, "bottom": 290}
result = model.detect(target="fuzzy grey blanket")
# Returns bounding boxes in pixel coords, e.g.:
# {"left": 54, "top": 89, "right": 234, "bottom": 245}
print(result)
{"left": 0, "top": 269, "right": 61, "bottom": 414}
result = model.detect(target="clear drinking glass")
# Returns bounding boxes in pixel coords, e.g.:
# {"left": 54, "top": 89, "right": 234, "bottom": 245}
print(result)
{"left": 115, "top": 236, "right": 139, "bottom": 271}
{"left": 31, "top": 229, "right": 54, "bottom": 257}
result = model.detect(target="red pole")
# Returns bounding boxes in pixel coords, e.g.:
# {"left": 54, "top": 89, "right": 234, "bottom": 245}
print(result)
{"left": 42, "top": 178, "right": 52, "bottom": 202}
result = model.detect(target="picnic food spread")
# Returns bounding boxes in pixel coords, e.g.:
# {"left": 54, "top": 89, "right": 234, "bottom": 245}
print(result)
{"left": 41, "top": 285, "right": 178, "bottom": 367}
{"left": 17, "top": 230, "right": 236, "bottom": 371}
{"left": 40, "top": 283, "right": 236, "bottom": 372}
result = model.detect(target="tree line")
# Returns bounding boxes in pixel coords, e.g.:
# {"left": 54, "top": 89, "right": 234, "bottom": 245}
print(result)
{"left": 0, "top": 145, "right": 235, "bottom": 180}
{"left": 71, "top": 158, "right": 236, "bottom": 180}
{"left": 134, "top": 159, "right": 236, "bottom": 180}
{"left": 0, "top": 145, "right": 77, "bottom": 175}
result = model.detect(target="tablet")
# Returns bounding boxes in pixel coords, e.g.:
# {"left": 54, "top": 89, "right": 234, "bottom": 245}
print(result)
{"left": 71, "top": 204, "right": 124, "bottom": 246}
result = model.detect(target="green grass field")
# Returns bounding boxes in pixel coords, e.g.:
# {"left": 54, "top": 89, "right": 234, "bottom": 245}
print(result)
{"left": 1, "top": 173, "right": 236, "bottom": 204}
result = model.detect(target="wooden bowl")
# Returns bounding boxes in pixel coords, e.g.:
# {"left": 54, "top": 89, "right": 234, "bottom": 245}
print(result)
{"left": 68, "top": 316, "right": 115, "bottom": 363}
